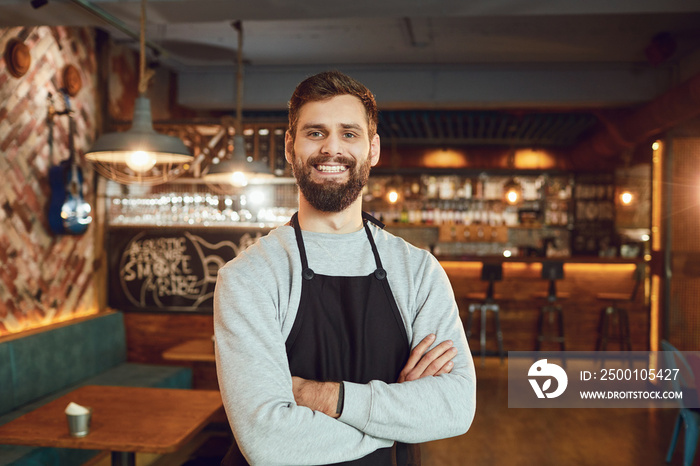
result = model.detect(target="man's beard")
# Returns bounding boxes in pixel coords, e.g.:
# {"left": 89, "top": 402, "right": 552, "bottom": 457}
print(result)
{"left": 291, "top": 150, "right": 371, "bottom": 213}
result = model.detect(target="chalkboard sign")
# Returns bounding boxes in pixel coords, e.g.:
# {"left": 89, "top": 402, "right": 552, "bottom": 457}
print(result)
{"left": 571, "top": 174, "right": 616, "bottom": 256}
{"left": 107, "top": 227, "right": 272, "bottom": 312}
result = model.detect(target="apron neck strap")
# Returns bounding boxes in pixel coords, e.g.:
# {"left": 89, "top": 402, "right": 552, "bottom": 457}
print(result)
{"left": 291, "top": 213, "right": 311, "bottom": 273}
{"left": 362, "top": 219, "right": 385, "bottom": 273}
{"left": 362, "top": 211, "right": 385, "bottom": 229}
{"left": 290, "top": 211, "right": 386, "bottom": 276}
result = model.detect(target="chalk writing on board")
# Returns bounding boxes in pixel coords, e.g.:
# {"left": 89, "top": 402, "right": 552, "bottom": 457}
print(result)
{"left": 118, "top": 231, "right": 264, "bottom": 310}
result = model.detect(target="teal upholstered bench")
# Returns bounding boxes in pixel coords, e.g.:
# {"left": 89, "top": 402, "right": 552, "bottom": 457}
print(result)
{"left": 0, "top": 311, "right": 192, "bottom": 466}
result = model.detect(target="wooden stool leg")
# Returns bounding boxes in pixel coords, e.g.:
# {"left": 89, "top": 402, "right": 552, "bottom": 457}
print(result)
{"left": 619, "top": 307, "right": 632, "bottom": 351}
{"left": 537, "top": 304, "right": 566, "bottom": 351}
{"left": 466, "top": 303, "right": 477, "bottom": 341}
{"left": 600, "top": 307, "right": 612, "bottom": 351}
{"left": 480, "top": 304, "right": 487, "bottom": 367}
{"left": 536, "top": 307, "right": 545, "bottom": 352}
{"left": 596, "top": 307, "right": 606, "bottom": 351}
{"left": 556, "top": 306, "right": 566, "bottom": 351}
{"left": 493, "top": 305, "right": 504, "bottom": 364}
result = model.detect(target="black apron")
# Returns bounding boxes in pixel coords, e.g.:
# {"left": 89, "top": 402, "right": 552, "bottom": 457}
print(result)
{"left": 222, "top": 212, "right": 419, "bottom": 466}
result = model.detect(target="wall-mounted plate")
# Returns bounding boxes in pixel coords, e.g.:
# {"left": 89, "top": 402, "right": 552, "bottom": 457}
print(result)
{"left": 4, "top": 38, "right": 31, "bottom": 78}
{"left": 62, "top": 64, "right": 82, "bottom": 96}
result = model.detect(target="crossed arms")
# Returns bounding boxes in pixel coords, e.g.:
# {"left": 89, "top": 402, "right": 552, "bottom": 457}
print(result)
{"left": 292, "top": 334, "right": 459, "bottom": 418}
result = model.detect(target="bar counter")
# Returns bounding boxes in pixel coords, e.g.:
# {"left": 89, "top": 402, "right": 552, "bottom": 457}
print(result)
{"left": 439, "top": 257, "right": 647, "bottom": 352}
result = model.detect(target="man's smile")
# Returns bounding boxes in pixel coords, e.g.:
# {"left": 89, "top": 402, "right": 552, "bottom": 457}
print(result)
{"left": 315, "top": 163, "right": 349, "bottom": 174}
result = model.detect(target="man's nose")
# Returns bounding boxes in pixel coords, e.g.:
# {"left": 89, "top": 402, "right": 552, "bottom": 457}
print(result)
{"left": 320, "top": 134, "right": 343, "bottom": 155}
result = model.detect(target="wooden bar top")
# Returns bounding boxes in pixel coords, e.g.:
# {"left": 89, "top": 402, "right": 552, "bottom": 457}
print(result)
{"left": 0, "top": 385, "right": 223, "bottom": 454}
{"left": 436, "top": 256, "right": 644, "bottom": 264}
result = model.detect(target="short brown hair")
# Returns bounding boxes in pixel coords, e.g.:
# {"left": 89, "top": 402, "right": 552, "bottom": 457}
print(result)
{"left": 288, "top": 71, "right": 378, "bottom": 140}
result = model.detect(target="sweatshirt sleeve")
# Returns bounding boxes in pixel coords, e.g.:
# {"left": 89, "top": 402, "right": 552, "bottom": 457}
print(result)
{"left": 337, "top": 252, "right": 477, "bottom": 443}
{"left": 214, "top": 253, "right": 392, "bottom": 466}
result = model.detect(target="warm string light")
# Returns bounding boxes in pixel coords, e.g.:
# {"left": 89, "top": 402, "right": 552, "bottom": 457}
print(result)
{"left": 651, "top": 140, "right": 663, "bottom": 252}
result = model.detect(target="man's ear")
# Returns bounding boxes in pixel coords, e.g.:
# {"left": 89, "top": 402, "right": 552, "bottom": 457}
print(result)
{"left": 284, "top": 130, "right": 294, "bottom": 164}
{"left": 370, "top": 133, "right": 381, "bottom": 167}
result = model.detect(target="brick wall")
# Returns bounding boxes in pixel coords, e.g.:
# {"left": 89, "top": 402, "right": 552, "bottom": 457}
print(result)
{"left": 0, "top": 26, "right": 99, "bottom": 335}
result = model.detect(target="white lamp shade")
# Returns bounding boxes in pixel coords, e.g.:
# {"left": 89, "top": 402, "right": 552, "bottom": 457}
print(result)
{"left": 85, "top": 97, "right": 192, "bottom": 165}
{"left": 203, "top": 134, "right": 274, "bottom": 185}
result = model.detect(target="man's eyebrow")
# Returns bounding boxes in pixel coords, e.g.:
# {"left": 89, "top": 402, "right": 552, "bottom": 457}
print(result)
{"left": 299, "top": 123, "right": 327, "bottom": 131}
{"left": 299, "top": 123, "right": 365, "bottom": 131}
{"left": 340, "top": 123, "right": 363, "bottom": 131}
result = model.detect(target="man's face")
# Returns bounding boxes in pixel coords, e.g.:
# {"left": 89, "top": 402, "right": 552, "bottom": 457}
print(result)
{"left": 285, "top": 95, "right": 380, "bottom": 213}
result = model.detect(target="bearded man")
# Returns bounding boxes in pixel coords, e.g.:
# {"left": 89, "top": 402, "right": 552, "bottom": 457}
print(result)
{"left": 214, "top": 71, "right": 476, "bottom": 466}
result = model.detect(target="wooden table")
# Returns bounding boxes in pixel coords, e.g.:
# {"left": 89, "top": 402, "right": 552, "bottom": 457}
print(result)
{"left": 162, "top": 338, "right": 215, "bottom": 363}
{"left": 0, "top": 385, "right": 223, "bottom": 466}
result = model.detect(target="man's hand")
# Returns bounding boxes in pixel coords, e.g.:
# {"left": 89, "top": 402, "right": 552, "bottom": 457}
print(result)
{"left": 397, "top": 334, "right": 457, "bottom": 383}
{"left": 292, "top": 377, "right": 341, "bottom": 418}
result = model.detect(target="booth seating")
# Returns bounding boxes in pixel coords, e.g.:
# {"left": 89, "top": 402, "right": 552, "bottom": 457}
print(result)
{"left": 0, "top": 311, "right": 192, "bottom": 466}
{"left": 465, "top": 262, "right": 505, "bottom": 366}
{"left": 595, "top": 262, "right": 644, "bottom": 351}
{"left": 533, "top": 261, "right": 569, "bottom": 351}
{"left": 662, "top": 340, "right": 700, "bottom": 466}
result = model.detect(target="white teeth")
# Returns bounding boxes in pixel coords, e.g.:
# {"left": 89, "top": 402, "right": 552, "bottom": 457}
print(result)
{"left": 316, "top": 165, "right": 347, "bottom": 173}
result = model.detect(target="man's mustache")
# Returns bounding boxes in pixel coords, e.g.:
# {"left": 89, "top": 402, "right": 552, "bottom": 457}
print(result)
{"left": 306, "top": 155, "right": 356, "bottom": 168}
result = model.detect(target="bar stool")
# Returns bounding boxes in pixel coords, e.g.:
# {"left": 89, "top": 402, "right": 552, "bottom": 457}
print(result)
{"left": 595, "top": 263, "right": 644, "bottom": 351}
{"left": 465, "top": 262, "right": 504, "bottom": 366}
{"left": 533, "top": 261, "right": 569, "bottom": 351}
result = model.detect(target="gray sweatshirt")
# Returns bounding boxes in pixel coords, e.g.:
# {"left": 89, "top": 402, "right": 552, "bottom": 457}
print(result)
{"left": 214, "top": 222, "right": 476, "bottom": 465}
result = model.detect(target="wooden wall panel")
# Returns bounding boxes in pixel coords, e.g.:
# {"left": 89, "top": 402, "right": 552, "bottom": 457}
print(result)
{"left": 123, "top": 312, "right": 214, "bottom": 364}
{"left": 123, "top": 312, "right": 216, "bottom": 389}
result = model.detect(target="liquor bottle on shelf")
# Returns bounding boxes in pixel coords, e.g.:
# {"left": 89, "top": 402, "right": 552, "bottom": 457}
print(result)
{"left": 273, "top": 129, "right": 288, "bottom": 176}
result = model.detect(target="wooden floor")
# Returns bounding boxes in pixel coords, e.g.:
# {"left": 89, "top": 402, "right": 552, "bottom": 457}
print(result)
{"left": 421, "top": 357, "right": 685, "bottom": 466}
{"left": 93, "top": 357, "right": 689, "bottom": 466}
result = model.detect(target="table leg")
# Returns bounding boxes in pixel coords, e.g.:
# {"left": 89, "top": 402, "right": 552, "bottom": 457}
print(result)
{"left": 111, "top": 451, "right": 136, "bottom": 466}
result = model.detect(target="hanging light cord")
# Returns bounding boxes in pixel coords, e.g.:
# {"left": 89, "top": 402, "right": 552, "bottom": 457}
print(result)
{"left": 138, "top": 0, "right": 155, "bottom": 95}
{"left": 233, "top": 20, "right": 243, "bottom": 136}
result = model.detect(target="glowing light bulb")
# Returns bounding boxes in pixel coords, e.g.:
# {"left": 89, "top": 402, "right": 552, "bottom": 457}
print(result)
{"left": 506, "top": 189, "right": 519, "bottom": 204}
{"left": 230, "top": 171, "right": 248, "bottom": 187}
{"left": 125, "top": 151, "right": 157, "bottom": 173}
{"left": 249, "top": 189, "right": 266, "bottom": 206}
{"left": 642, "top": 234, "right": 650, "bottom": 241}
{"left": 503, "top": 250, "right": 512, "bottom": 258}
{"left": 652, "top": 141, "right": 660, "bottom": 151}
{"left": 387, "top": 190, "right": 399, "bottom": 203}
{"left": 620, "top": 192, "right": 633, "bottom": 205}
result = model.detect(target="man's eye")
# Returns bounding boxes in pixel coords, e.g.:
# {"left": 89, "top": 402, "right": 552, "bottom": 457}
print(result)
{"left": 343, "top": 132, "right": 357, "bottom": 138}
{"left": 308, "top": 131, "right": 323, "bottom": 137}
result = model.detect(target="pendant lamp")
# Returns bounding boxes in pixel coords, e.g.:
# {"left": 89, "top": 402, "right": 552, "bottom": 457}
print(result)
{"left": 85, "top": 0, "right": 193, "bottom": 185}
{"left": 203, "top": 21, "right": 273, "bottom": 187}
